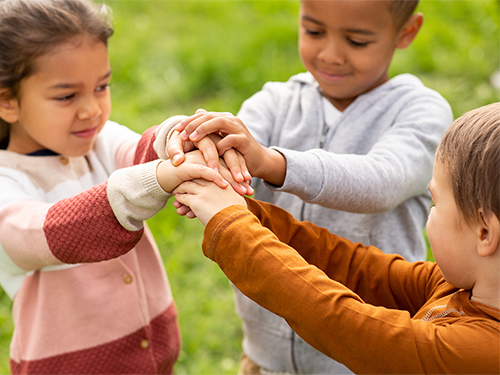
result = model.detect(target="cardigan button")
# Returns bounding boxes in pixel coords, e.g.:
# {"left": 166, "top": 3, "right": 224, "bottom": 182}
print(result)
{"left": 140, "top": 339, "right": 150, "bottom": 349}
{"left": 123, "top": 274, "right": 133, "bottom": 284}
{"left": 60, "top": 157, "right": 69, "bottom": 165}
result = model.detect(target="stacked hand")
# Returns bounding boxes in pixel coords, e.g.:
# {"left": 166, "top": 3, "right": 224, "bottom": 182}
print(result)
{"left": 168, "top": 109, "right": 286, "bottom": 186}
{"left": 161, "top": 109, "right": 286, "bottom": 224}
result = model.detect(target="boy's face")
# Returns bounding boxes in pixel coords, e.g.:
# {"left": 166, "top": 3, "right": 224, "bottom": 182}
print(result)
{"left": 3, "top": 36, "right": 111, "bottom": 156}
{"left": 299, "top": 0, "right": 410, "bottom": 111}
{"left": 427, "top": 161, "right": 478, "bottom": 290}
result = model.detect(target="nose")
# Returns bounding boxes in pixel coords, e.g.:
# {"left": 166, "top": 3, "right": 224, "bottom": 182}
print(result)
{"left": 77, "top": 95, "right": 102, "bottom": 120}
{"left": 318, "top": 38, "right": 345, "bottom": 65}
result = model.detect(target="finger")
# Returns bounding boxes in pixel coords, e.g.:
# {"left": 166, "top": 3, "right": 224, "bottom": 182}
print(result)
{"left": 167, "top": 131, "right": 186, "bottom": 165}
{"left": 217, "top": 163, "right": 251, "bottom": 196}
{"left": 197, "top": 136, "right": 221, "bottom": 171}
{"left": 185, "top": 210, "right": 197, "bottom": 219}
{"left": 180, "top": 152, "right": 229, "bottom": 189}
{"left": 172, "top": 178, "right": 209, "bottom": 195}
{"left": 186, "top": 164, "right": 229, "bottom": 190}
{"left": 236, "top": 150, "right": 252, "bottom": 182}
{"left": 176, "top": 110, "right": 208, "bottom": 138}
{"left": 241, "top": 180, "right": 254, "bottom": 196}
{"left": 222, "top": 148, "right": 244, "bottom": 183}
{"left": 185, "top": 115, "right": 238, "bottom": 142}
{"left": 174, "top": 202, "right": 196, "bottom": 218}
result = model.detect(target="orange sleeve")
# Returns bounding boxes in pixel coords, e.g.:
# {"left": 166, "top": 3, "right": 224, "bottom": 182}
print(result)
{"left": 202, "top": 200, "right": 499, "bottom": 374}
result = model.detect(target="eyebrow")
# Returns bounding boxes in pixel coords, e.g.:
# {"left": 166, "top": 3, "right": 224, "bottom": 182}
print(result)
{"left": 48, "top": 70, "right": 112, "bottom": 90}
{"left": 301, "top": 14, "right": 376, "bottom": 35}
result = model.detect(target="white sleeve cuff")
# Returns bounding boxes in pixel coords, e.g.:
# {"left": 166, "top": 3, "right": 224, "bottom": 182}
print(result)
{"left": 107, "top": 160, "right": 171, "bottom": 231}
{"left": 153, "top": 115, "right": 188, "bottom": 159}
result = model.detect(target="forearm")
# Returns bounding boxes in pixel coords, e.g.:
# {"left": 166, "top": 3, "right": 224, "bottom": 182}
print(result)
{"left": 252, "top": 147, "right": 287, "bottom": 187}
{"left": 202, "top": 203, "right": 492, "bottom": 374}
{"left": 245, "top": 198, "right": 441, "bottom": 311}
{"left": 0, "top": 184, "right": 143, "bottom": 271}
{"left": 269, "top": 145, "right": 433, "bottom": 213}
{"left": 202, "top": 204, "right": 417, "bottom": 373}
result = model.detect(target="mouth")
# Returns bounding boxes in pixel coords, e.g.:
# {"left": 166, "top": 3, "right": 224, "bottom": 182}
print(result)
{"left": 318, "top": 70, "right": 350, "bottom": 82}
{"left": 72, "top": 126, "right": 97, "bottom": 138}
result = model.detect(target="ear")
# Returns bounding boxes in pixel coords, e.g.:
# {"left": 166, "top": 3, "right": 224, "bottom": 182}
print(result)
{"left": 396, "top": 13, "right": 423, "bottom": 50}
{"left": 476, "top": 209, "right": 500, "bottom": 257}
{"left": 0, "top": 94, "right": 19, "bottom": 124}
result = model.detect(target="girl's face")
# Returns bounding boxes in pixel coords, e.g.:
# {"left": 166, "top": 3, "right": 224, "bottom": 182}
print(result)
{"left": 5, "top": 35, "right": 111, "bottom": 156}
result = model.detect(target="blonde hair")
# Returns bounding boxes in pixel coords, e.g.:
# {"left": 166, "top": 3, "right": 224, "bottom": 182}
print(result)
{"left": 0, "top": 0, "right": 113, "bottom": 148}
{"left": 436, "top": 102, "right": 500, "bottom": 226}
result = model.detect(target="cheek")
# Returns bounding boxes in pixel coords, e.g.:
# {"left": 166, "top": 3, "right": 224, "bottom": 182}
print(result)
{"left": 298, "top": 42, "right": 309, "bottom": 65}
{"left": 298, "top": 38, "right": 316, "bottom": 65}
{"left": 426, "top": 211, "right": 440, "bottom": 252}
{"left": 99, "top": 96, "right": 112, "bottom": 120}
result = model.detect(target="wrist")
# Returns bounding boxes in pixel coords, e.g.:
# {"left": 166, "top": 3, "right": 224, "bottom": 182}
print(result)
{"left": 156, "top": 160, "right": 180, "bottom": 193}
{"left": 257, "top": 147, "right": 286, "bottom": 186}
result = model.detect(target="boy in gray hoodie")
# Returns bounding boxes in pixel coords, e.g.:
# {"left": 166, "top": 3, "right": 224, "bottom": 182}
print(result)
{"left": 167, "top": 0, "right": 453, "bottom": 373}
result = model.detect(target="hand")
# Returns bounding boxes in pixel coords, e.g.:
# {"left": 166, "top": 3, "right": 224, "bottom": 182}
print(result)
{"left": 167, "top": 129, "right": 217, "bottom": 169}
{"left": 168, "top": 112, "right": 252, "bottom": 187}
{"left": 172, "top": 154, "right": 253, "bottom": 219}
{"left": 156, "top": 150, "right": 228, "bottom": 193}
{"left": 173, "top": 179, "right": 247, "bottom": 226}
{"left": 175, "top": 109, "right": 286, "bottom": 186}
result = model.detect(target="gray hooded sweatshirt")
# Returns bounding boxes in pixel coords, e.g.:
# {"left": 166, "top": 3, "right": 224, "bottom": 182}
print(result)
{"left": 234, "top": 72, "right": 453, "bottom": 374}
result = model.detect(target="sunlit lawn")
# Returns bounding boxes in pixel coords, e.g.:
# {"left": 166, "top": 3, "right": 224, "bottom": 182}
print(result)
{"left": 0, "top": 1, "right": 498, "bottom": 374}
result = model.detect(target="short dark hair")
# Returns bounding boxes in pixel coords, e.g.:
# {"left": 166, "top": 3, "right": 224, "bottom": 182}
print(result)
{"left": 388, "top": 0, "right": 419, "bottom": 29}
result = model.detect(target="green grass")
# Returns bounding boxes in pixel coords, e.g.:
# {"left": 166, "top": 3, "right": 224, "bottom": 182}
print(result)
{"left": 0, "top": 0, "right": 498, "bottom": 374}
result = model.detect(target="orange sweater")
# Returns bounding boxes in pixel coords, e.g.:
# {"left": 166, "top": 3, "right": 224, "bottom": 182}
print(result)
{"left": 202, "top": 199, "right": 500, "bottom": 374}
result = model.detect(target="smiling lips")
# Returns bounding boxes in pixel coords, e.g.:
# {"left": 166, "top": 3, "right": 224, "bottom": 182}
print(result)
{"left": 319, "top": 70, "right": 350, "bottom": 82}
{"left": 72, "top": 127, "right": 97, "bottom": 138}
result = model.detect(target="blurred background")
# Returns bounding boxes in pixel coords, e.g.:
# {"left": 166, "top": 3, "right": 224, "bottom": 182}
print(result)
{"left": 0, "top": 1, "right": 498, "bottom": 374}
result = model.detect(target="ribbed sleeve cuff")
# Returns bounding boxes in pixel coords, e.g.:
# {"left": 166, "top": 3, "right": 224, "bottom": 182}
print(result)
{"left": 107, "top": 160, "right": 171, "bottom": 231}
{"left": 153, "top": 115, "right": 188, "bottom": 159}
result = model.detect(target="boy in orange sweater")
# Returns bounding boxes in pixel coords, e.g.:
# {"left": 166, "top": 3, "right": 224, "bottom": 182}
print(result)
{"left": 170, "top": 102, "right": 500, "bottom": 374}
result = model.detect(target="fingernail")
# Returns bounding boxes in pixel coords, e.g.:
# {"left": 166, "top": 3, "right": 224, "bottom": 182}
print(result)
{"left": 248, "top": 186, "right": 255, "bottom": 195}
{"left": 190, "top": 130, "right": 198, "bottom": 140}
{"left": 172, "top": 154, "right": 181, "bottom": 165}
{"left": 237, "top": 172, "right": 244, "bottom": 182}
{"left": 180, "top": 130, "right": 187, "bottom": 140}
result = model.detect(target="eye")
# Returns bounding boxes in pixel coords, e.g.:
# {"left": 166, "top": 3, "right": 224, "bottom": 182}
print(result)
{"left": 348, "top": 39, "right": 370, "bottom": 47}
{"left": 96, "top": 83, "right": 111, "bottom": 92}
{"left": 304, "top": 27, "right": 323, "bottom": 36}
{"left": 55, "top": 93, "right": 75, "bottom": 102}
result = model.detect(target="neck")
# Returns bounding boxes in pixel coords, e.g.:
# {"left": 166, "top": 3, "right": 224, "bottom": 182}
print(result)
{"left": 471, "top": 277, "right": 500, "bottom": 309}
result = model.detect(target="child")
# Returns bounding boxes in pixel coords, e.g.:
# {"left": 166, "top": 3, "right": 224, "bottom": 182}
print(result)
{"left": 172, "top": 102, "right": 500, "bottom": 374}
{"left": 168, "top": 0, "right": 453, "bottom": 372}
{"left": 0, "top": 0, "right": 240, "bottom": 373}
